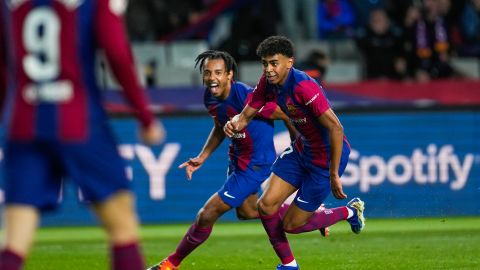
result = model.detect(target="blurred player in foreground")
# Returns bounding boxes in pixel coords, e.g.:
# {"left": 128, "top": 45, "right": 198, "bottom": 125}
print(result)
{"left": 0, "top": 1, "right": 164, "bottom": 269}
{"left": 224, "top": 36, "right": 365, "bottom": 270}
{"left": 147, "top": 50, "right": 328, "bottom": 270}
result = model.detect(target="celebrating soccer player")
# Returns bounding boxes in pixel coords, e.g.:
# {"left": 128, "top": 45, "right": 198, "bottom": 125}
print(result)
{"left": 224, "top": 36, "right": 366, "bottom": 270}
{"left": 147, "top": 50, "right": 331, "bottom": 270}
{"left": 0, "top": 1, "right": 164, "bottom": 270}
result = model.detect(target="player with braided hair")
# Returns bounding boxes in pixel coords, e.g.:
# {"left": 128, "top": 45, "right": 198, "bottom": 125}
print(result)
{"left": 147, "top": 50, "right": 301, "bottom": 270}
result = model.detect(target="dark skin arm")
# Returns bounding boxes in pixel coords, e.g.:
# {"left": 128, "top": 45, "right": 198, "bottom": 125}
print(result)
{"left": 179, "top": 121, "right": 226, "bottom": 180}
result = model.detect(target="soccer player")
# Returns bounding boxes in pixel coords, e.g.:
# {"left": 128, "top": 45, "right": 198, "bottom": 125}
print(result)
{"left": 224, "top": 36, "right": 366, "bottom": 270}
{"left": 0, "top": 1, "right": 164, "bottom": 270}
{"left": 147, "top": 50, "right": 322, "bottom": 270}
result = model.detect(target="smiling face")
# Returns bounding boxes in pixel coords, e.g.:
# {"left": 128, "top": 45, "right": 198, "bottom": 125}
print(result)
{"left": 202, "top": 58, "right": 233, "bottom": 100}
{"left": 261, "top": 53, "right": 293, "bottom": 85}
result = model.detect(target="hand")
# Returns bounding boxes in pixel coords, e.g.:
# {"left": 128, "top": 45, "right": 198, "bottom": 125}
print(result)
{"left": 139, "top": 121, "right": 165, "bottom": 145}
{"left": 178, "top": 156, "right": 204, "bottom": 180}
{"left": 223, "top": 114, "right": 241, "bottom": 138}
{"left": 330, "top": 174, "right": 347, "bottom": 199}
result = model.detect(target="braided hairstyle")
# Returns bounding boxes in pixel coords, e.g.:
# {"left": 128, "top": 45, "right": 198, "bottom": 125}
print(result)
{"left": 194, "top": 50, "right": 238, "bottom": 79}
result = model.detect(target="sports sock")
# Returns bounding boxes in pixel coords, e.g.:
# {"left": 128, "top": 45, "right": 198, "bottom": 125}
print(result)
{"left": 260, "top": 211, "right": 295, "bottom": 265}
{"left": 168, "top": 223, "right": 212, "bottom": 266}
{"left": 285, "top": 206, "right": 348, "bottom": 234}
{"left": 278, "top": 203, "right": 290, "bottom": 218}
{"left": 0, "top": 249, "right": 23, "bottom": 270}
{"left": 111, "top": 242, "right": 144, "bottom": 270}
{"left": 284, "top": 259, "right": 298, "bottom": 267}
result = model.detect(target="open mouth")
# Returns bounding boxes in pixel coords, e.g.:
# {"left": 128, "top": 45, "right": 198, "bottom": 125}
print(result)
{"left": 208, "top": 83, "right": 220, "bottom": 93}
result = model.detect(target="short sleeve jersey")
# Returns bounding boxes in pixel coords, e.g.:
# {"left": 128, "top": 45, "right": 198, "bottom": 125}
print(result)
{"left": 249, "top": 68, "right": 350, "bottom": 168}
{"left": 0, "top": 0, "right": 153, "bottom": 142}
{"left": 204, "top": 81, "right": 276, "bottom": 171}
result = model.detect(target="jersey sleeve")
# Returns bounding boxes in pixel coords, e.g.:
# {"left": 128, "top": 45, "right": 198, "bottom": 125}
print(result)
{"left": 256, "top": 101, "right": 277, "bottom": 119}
{"left": 294, "top": 80, "right": 330, "bottom": 117}
{"left": 94, "top": 0, "right": 154, "bottom": 127}
{"left": 248, "top": 75, "right": 269, "bottom": 110}
{"left": 244, "top": 90, "right": 276, "bottom": 119}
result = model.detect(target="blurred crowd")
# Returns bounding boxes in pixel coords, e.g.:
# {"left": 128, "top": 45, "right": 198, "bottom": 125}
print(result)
{"left": 125, "top": 0, "right": 480, "bottom": 82}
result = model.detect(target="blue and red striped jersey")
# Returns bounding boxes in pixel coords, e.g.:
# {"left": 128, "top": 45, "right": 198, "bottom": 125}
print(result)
{"left": 204, "top": 81, "right": 276, "bottom": 171}
{"left": 0, "top": 0, "right": 153, "bottom": 142}
{"left": 249, "top": 68, "right": 350, "bottom": 168}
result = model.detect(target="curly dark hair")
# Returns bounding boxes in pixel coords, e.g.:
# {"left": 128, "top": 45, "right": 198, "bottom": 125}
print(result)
{"left": 256, "top": 36, "right": 294, "bottom": 58}
{"left": 194, "top": 50, "right": 238, "bottom": 78}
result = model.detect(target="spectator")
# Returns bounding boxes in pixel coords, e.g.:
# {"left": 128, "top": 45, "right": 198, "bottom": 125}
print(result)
{"left": 356, "top": 8, "right": 408, "bottom": 80}
{"left": 437, "top": 0, "right": 465, "bottom": 53}
{"left": 317, "top": 0, "right": 356, "bottom": 39}
{"left": 125, "top": 0, "right": 157, "bottom": 41}
{"left": 387, "top": 0, "right": 416, "bottom": 28}
{"left": 351, "top": 0, "right": 388, "bottom": 27}
{"left": 460, "top": 0, "right": 480, "bottom": 56}
{"left": 217, "top": 0, "right": 278, "bottom": 61}
{"left": 297, "top": 50, "right": 330, "bottom": 82}
{"left": 406, "top": 0, "right": 455, "bottom": 81}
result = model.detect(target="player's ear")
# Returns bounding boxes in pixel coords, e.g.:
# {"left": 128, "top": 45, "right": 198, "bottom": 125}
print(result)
{"left": 287, "top": 57, "right": 294, "bottom": 69}
{"left": 227, "top": 70, "right": 234, "bottom": 81}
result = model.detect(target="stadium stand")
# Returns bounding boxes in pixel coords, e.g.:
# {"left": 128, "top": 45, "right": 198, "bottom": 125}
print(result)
{"left": 168, "top": 40, "right": 209, "bottom": 68}
{"left": 450, "top": 57, "right": 480, "bottom": 79}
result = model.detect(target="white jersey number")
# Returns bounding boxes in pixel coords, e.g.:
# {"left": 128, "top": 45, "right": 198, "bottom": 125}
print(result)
{"left": 22, "top": 8, "right": 60, "bottom": 82}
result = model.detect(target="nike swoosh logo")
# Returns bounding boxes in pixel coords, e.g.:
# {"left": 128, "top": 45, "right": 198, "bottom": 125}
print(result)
{"left": 297, "top": 197, "right": 309, "bottom": 203}
{"left": 223, "top": 191, "right": 236, "bottom": 199}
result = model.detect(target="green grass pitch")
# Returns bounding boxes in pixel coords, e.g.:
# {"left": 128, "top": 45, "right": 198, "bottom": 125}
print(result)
{"left": 22, "top": 217, "right": 479, "bottom": 270}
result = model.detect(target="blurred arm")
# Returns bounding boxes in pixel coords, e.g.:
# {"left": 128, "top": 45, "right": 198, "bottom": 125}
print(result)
{"left": 94, "top": 0, "right": 163, "bottom": 144}
{"left": 94, "top": 0, "right": 153, "bottom": 128}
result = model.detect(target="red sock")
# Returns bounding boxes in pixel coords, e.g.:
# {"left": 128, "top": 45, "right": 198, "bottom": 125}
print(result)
{"left": 0, "top": 249, "right": 23, "bottom": 270}
{"left": 278, "top": 203, "right": 290, "bottom": 218}
{"left": 285, "top": 206, "right": 348, "bottom": 234}
{"left": 111, "top": 242, "right": 144, "bottom": 270}
{"left": 168, "top": 223, "right": 212, "bottom": 266}
{"left": 260, "top": 211, "right": 295, "bottom": 265}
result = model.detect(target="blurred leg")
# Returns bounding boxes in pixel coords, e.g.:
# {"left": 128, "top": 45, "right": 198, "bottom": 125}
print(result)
{"left": 0, "top": 205, "right": 39, "bottom": 270}
{"left": 92, "top": 191, "right": 144, "bottom": 270}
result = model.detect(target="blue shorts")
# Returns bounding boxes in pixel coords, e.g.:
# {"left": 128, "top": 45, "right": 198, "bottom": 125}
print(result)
{"left": 272, "top": 143, "right": 350, "bottom": 212}
{"left": 3, "top": 135, "right": 130, "bottom": 211}
{"left": 217, "top": 163, "right": 271, "bottom": 208}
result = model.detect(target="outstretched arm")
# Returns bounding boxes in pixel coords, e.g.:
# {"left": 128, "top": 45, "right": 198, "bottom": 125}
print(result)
{"left": 318, "top": 109, "right": 347, "bottom": 199}
{"left": 179, "top": 121, "right": 225, "bottom": 180}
